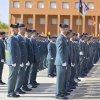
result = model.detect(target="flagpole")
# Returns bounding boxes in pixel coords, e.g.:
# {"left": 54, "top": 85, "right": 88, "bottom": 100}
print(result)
{"left": 77, "top": 12, "right": 80, "bottom": 33}
{"left": 91, "top": 23, "right": 93, "bottom": 36}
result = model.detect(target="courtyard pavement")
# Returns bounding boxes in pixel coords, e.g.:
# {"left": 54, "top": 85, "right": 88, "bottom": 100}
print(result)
{"left": 0, "top": 60, "right": 100, "bottom": 100}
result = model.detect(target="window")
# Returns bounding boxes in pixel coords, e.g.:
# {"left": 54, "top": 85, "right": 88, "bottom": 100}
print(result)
{"left": 62, "top": 2, "right": 69, "bottom": 9}
{"left": 50, "top": 2, "right": 56, "bottom": 8}
{"left": 25, "top": 1, "right": 32, "bottom": 8}
{"left": 28, "top": 18, "right": 33, "bottom": 24}
{"left": 64, "top": 19, "right": 69, "bottom": 25}
{"left": 15, "top": 18, "right": 21, "bottom": 23}
{"left": 88, "top": 19, "right": 92, "bottom": 25}
{"left": 38, "top": 1, "right": 44, "bottom": 8}
{"left": 13, "top": 1, "right": 20, "bottom": 8}
{"left": 87, "top": 2, "right": 94, "bottom": 9}
{"left": 52, "top": 18, "right": 57, "bottom": 24}
{"left": 76, "top": 19, "right": 82, "bottom": 25}
{"left": 40, "top": 18, "right": 45, "bottom": 24}
{"left": 75, "top": 2, "right": 79, "bottom": 9}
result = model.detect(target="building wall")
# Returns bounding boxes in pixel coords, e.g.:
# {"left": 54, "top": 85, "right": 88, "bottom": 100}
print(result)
{"left": 9, "top": 0, "right": 100, "bottom": 36}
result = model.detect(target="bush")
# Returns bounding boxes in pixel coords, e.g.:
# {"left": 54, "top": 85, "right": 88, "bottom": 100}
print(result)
{"left": 0, "top": 21, "right": 9, "bottom": 29}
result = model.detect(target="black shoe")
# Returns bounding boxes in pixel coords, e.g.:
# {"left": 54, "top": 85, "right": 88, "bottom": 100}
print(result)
{"left": 73, "top": 82, "right": 78, "bottom": 86}
{"left": 32, "top": 85, "right": 37, "bottom": 88}
{"left": 22, "top": 87, "right": 32, "bottom": 91}
{"left": 55, "top": 95, "right": 68, "bottom": 99}
{"left": 0, "top": 81, "right": 6, "bottom": 85}
{"left": 67, "top": 89, "right": 73, "bottom": 92}
{"left": 35, "top": 83, "right": 40, "bottom": 85}
{"left": 71, "top": 86, "right": 76, "bottom": 89}
{"left": 64, "top": 92, "right": 70, "bottom": 95}
{"left": 16, "top": 89, "right": 26, "bottom": 94}
{"left": 77, "top": 79, "right": 81, "bottom": 82}
{"left": 48, "top": 75, "right": 54, "bottom": 78}
{"left": 7, "top": 94, "right": 20, "bottom": 98}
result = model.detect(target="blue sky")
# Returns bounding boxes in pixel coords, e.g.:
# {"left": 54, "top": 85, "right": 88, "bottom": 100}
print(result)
{"left": 0, "top": 0, "right": 9, "bottom": 24}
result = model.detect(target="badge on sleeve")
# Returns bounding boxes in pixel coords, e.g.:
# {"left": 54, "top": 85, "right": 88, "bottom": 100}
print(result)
{"left": 58, "top": 40, "right": 62, "bottom": 44}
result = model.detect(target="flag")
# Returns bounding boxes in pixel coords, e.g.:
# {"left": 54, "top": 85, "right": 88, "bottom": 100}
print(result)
{"left": 78, "top": 0, "right": 89, "bottom": 15}
{"left": 91, "top": 16, "right": 95, "bottom": 27}
{"left": 79, "top": 0, "right": 83, "bottom": 14}
{"left": 82, "top": 1, "right": 89, "bottom": 15}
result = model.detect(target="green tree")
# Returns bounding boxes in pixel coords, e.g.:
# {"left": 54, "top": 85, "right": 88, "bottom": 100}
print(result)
{"left": 0, "top": 21, "right": 8, "bottom": 29}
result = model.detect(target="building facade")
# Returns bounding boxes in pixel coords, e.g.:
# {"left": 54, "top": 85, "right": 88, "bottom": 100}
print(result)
{"left": 9, "top": 0, "right": 100, "bottom": 36}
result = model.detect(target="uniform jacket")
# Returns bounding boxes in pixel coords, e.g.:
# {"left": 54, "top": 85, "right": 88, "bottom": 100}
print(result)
{"left": 7, "top": 35, "right": 21, "bottom": 66}
{"left": 55, "top": 34, "right": 67, "bottom": 66}
{"left": 16, "top": 34, "right": 27, "bottom": 64}
{"left": 47, "top": 42, "right": 56, "bottom": 60}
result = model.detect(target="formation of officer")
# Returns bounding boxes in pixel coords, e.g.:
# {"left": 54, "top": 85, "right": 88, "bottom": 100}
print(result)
{"left": 55, "top": 23, "right": 100, "bottom": 99}
{"left": 6, "top": 23, "right": 49, "bottom": 98}
{"left": 0, "top": 22, "right": 100, "bottom": 99}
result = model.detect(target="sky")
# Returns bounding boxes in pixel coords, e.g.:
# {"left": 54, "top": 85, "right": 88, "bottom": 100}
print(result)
{"left": 0, "top": 0, "right": 9, "bottom": 24}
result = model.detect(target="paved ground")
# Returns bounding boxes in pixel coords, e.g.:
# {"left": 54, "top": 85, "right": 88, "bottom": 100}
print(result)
{"left": 0, "top": 61, "right": 100, "bottom": 100}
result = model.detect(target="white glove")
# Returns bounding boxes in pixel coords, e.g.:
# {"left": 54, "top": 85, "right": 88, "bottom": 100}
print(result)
{"left": 12, "top": 63, "right": 16, "bottom": 67}
{"left": 51, "top": 58, "right": 54, "bottom": 60}
{"left": 20, "top": 62, "right": 24, "bottom": 67}
{"left": 26, "top": 61, "right": 30, "bottom": 66}
{"left": 1, "top": 59, "right": 4, "bottom": 63}
{"left": 71, "top": 63, "right": 75, "bottom": 67}
{"left": 79, "top": 52, "right": 84, "bottom": 55}
{"left": 62, "top": 62, "right": 67, "bottom": 66}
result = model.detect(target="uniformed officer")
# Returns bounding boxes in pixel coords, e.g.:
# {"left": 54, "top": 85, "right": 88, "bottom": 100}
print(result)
{"left": 0, "top": 32, "right": 6, "bottom": 85}
{"left": 63, "top": 30, "right": 73, "bottom": 95}
{"left": 47, "top": 35, "right": 56, "bottom": 77}
{"left": 15, "top": 23, "right": 27, "bottom": 94}
{"left": 55, "top": 24, "right": 68, "bottom": 99}
{"left": 29, "top": 30, "right": 40, "bottom": 88}
{"left": 7, "top": 24, "right": 21, "bottom": 98}
{"left": 21, "top": 28, "right": 33, "bottom": 91}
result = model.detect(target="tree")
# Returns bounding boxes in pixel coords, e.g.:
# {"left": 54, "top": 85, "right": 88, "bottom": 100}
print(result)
{"left": 0, "top": 21, "right": 9, "bottom": 29}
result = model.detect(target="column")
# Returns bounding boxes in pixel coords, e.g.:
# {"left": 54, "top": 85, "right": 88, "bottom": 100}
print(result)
{"left": 45, "top": 15, "right": 48, "bottom": 35}
{"left": 82, "top": 16, "right": 85, "bottom": 33}
{"left": 57, "top": 15, "right": 60, "bottom": 35}
{"left": 9, "top": 14, "right": 11, "bottom": 25}
{"left": 70, "top": 15, "right": 73, "bottom": 29}
{"left": 33, "top": 14, "right": 36, "bottom": 29}
{"left": 21, "top": 14, "right": 23, "bottom": 23}
{"left": 95, "top": 16, "right": 98, "bottom": 36}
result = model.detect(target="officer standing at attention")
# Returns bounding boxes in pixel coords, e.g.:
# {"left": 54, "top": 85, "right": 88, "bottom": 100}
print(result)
{"left": 47, "top": 35, "right": 56, "bottom": 77}
{"left": 22, "top": 28, "right": 33, "bottom": 91}
{"left": 55, "top": 24, "right": 68, "bottom": 99}
{"left": 7, "top": 24, "right": 21, "bottom": 98}
{"left": 15, "top": 23, "right": 27, "bottom": 94}
{"left": 0, "top": 32, "right": 6, "bottom": 85}
{"left": 29, "top": 30, "right": 40, "bottom": 88}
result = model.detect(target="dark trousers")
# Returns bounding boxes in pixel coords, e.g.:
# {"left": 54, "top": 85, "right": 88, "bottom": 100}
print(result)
{"left": 0, "top": 62, "right": 4, "bottom": 81}
{"left": 22, "top": 64, "right": 32, "bottom": 89}
{"left": 39, "top": 55, "right": 44, "bottom": 69}
{"left": 43, "top": 54, "right": 47, "bottom": 68}
{"left": 47, "top": 60, "right": 55, "bottom": 75}
{"left": 29, "top": 63, "right": 38, "bottom": 85}
{"left": 15, "top": 66, "right": 26, "bottom": 91}
{"left": 56, "top": 65, "right": 66, "bottom": 96}
{"left": 70, "top": 67, "right": 76, "bottom": 86}
{"left": 63, "top": 66, "right": 71, "bottom": 92}
{"left": 8, "top": 65, "right": 19, "bottom": 95}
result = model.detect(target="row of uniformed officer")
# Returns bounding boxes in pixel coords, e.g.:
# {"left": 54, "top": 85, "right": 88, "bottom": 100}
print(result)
{"left": 55, "top": 23, "right": 100, "bottom": 99}
{"left": 7, "top": 23, "right": 49, "bottom": 98}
